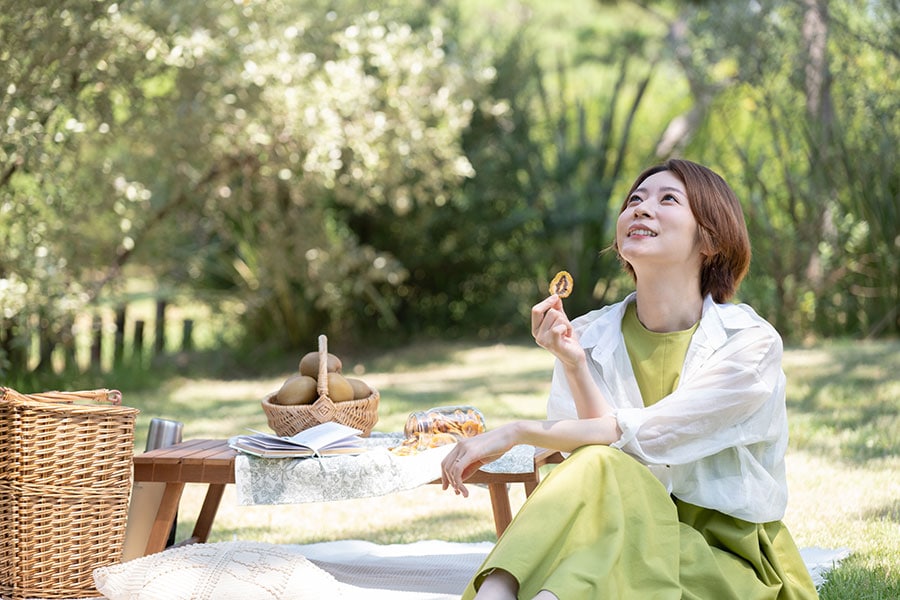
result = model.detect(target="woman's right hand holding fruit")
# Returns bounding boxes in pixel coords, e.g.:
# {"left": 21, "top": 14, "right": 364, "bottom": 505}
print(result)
{"left": 531, "top": 294, "right": 584, "bottom": 370}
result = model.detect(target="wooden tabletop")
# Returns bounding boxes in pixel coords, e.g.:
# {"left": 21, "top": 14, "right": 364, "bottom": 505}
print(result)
{"left": 133, "top": 439, "right": 237, "bottom": 485}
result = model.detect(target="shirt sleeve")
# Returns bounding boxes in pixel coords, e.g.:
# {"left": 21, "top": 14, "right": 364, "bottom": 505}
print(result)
{"left": 546, "top": 358, "right": 578, "bottom": 420}
{"left": 611, "top": 324, "right": 787, "bottom": 466}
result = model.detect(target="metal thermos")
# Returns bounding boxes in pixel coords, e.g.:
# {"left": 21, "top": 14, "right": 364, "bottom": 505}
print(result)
{"left": 145, "top": 418, "right": 184, "bottom": 451}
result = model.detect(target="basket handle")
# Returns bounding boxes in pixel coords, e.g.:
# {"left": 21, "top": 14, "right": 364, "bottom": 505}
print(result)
{"left": 0, "top": 387, "right": 123, "bottom": 406}
{"left": 316, "top": 334, "right": 330, "bottom": 400}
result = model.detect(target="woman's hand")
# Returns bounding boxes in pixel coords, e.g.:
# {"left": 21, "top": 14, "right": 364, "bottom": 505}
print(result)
{"left": 531, "top": 294, "right": 583, "bottom": 368}
{"left": 441, "top": 426, "right": 517, "bottom": 497}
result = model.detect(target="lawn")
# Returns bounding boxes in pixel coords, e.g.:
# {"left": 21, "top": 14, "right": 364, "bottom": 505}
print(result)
{"left": 123, "top": 338, "right": 899, "bottom": 599}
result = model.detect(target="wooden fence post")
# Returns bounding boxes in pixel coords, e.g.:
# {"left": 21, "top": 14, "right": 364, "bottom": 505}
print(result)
{"left": 154, "top": 300, "right": 167, "bottom": 356}
{"left": 61, "top": 315, "right": 77, "bottom": 372}
{"left": 181, "top": 319, "right": 194, "bottom": 352}
{"left": 36, "top": 313, "right": 54, "bottom": 372}
{"left": 114, "top": 305, "right": 127, "bottom": 366}
{"left": 90, "top": 314, "right": 103, "bottom": 371}
{"left": 134, "top": 320, "right": 145, "bottom": 364}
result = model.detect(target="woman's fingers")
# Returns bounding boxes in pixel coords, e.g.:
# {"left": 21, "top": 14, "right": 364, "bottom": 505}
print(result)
{"left": 440, "top": 448, "right": 455, "bottom": 489}
{"left": 440, "top": 444, "right": 471, "bottom": 497}
{"left": 534, "top": 311, "right": 570, "bottom": 350}
{"left": 441, "top": 441, "right": 497, "bottom": 498}
{"left": 530, "top": 295, "right": 563, "bottom": 330}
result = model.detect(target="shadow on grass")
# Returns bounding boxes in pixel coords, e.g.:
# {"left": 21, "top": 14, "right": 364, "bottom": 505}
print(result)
{"left": 862, "top": 498, "right": 900, "bottom": 523}
{"left": 784, "top": 340, "right": 900, "bottom": 463}
{"left": 126, "top": 351, "right": 554, "bottom": 440}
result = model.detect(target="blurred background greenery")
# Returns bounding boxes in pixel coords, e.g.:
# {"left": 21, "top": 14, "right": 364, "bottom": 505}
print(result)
{"left": 2, "top": 0, "right": 897, "bottom": 382}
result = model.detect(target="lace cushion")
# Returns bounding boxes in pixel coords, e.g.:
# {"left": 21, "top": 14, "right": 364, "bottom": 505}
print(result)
{"left": 93, "top": 541, "right": 350, "bottom": 600}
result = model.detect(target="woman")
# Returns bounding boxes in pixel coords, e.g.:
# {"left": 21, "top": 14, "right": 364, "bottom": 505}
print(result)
{"left": 440, "top": 159, "right": 818, "bottom": 599}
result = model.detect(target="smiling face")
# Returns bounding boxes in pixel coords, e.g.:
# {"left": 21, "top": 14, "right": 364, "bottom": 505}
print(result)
{"left": 615, "top": 169, "right": 703, "bottom": 278}
{"left": 612, "top": 159, "right": 751, "bottom": 302}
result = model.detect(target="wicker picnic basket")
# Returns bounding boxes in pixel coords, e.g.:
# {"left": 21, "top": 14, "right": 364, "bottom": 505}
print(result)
{"left": 0, "top": 387, "right": 139, "bottom": 600}
{"left": 261, "top": 335, "right": 379, "bottom": 437}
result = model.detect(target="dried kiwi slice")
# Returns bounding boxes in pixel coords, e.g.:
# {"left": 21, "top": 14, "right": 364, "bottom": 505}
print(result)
{"left": 549, "top": 270, "right": 573, "bottom": 298}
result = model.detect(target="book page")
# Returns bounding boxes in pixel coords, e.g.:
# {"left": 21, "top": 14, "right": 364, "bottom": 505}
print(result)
{"left": 232, "top": 422, "right": 365, "bottom": 458}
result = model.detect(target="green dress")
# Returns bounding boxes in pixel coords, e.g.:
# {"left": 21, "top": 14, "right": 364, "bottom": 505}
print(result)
{"left": 460, "top": 305, "right": 818, "bottom": 599}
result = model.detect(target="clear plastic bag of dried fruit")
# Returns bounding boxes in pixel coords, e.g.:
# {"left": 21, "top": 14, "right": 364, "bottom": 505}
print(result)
{"left": 390, "top": 405, "right": 486, "bottom": 456}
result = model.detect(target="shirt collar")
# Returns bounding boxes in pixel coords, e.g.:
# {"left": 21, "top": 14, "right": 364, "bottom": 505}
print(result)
{"left": 579, "top": 292, "right": 635, "bottom": 363}
{"left": 581, "top": 292, "right": 750, "bottom": 363}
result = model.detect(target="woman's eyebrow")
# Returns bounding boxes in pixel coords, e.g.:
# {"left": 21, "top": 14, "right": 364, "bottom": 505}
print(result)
{"left": 659, "top": 186, "right": 685, "bottom": 195}
{"left": 633, "top": 186, "right": 685, "bottom": 195}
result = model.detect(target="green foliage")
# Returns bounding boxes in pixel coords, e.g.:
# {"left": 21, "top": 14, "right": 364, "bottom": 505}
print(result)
{"left": 2, "top": 0, "right": 898, "bottom": 378}
{"left": 1, "top": 0, "right": 501, "bottom": 363}
{"left": 0, "top": 0, "right": 133, "bottom": 373}
{"left": 663, "top": 0, "right": 900, "bottom": 339}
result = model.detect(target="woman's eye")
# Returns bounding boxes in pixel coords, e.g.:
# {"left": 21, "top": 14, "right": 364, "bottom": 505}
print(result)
{"left": 661, "top": 194, "right": 678, "bottom": 203}
{"left": 627, "top": 195, "right": 642, "bottom": 205}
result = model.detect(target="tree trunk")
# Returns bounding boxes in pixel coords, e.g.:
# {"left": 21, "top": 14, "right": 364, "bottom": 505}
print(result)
{"left": 801, "top": 0, "right": 837, "bottom": 321}
{"left": 802, "top": 0, "right": 834, "bottom": 131}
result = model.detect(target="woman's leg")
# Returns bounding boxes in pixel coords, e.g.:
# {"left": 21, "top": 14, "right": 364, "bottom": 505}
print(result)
{"left": 461, "top": 445, "right": 682, "bottom": 599}
{"left": 473, "top": 569, "right": 518, "bottom": 600}
{"left": 472, "top": 570, "right": 560, "bottom": 600}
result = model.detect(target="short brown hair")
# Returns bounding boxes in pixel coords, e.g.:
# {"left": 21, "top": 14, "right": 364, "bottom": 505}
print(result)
{"left": 613, "top": 159, "right": 751, "bottom": 302}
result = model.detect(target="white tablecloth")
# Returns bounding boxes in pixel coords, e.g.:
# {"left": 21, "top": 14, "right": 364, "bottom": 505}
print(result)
{"left": 232, "top": 433, "right": 536, "bottom": 506}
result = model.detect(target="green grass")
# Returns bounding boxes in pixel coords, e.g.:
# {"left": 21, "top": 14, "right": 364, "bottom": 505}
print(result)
{"left": 112, "top": 338, "right": 899, "bottom": 598}
{"left": 781, "top": 340, "right": 900, "bottom": 599}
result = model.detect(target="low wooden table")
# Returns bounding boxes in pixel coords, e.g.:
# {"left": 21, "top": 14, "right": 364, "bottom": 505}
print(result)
{"left": 133, "top": 439, "right": 563, "bottom": 556}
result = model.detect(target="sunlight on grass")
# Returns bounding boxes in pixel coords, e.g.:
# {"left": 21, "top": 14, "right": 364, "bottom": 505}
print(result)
{"left": 784, "top": 340, "right": 900, "bottom": 463}
{"left": 785, "top": 452, "right": 899, "bottom": 554}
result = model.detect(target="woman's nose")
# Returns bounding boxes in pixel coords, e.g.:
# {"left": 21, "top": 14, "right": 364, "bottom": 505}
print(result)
{"left": 634, "top": 202, "right": 652, "bottom": 218}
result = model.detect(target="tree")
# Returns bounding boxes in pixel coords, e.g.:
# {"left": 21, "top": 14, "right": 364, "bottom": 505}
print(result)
{"left": 0, "top": 0, "right": 504, "bottom": 371}
{"left": 0, "top": 0, "right": 143, "bottom": 373}
{"left": 638, "top": 0, "right": 899, "bottom": 338}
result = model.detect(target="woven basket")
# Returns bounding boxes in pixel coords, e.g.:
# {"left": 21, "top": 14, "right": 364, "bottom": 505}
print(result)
{"left": 261, "top": 335, "right": 379, "bottom": 437}
{"left": 0, "top": 387, "right": 139, "bottom": 600}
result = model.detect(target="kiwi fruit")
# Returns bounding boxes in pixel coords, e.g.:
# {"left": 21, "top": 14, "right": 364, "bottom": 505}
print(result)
{"left": 549, "top": 270, "right": 573, "bottom": 298}
{"left": 298, "top": 351, "right": 342, "bottom": 377}
{"left": 326, "top": 372, "right": 355, "bottom": 403}
{"left": 346, "top": 377, "right": 372, "bottom": 399}
{"left": 275, "top": 375, "right": 318, "bottom": 406}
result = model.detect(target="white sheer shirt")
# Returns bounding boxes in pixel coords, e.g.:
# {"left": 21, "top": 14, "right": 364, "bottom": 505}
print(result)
{"left": 546, "top": 292, "right": 790, "bottom": 523}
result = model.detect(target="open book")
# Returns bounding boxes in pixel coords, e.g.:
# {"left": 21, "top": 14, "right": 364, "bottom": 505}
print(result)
{"left": 231, "top": 421, "right": 367, "bottom": 458}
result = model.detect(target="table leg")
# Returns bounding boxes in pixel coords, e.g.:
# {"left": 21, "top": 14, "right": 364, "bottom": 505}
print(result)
{"left": 488, "top": 483, "right": 513, "bottom": 538}
{"left": 190, "top": 483, "right": 226, "bottom": 543}
{"left": 145, "top": 482, "right": 185, "bottom": 555}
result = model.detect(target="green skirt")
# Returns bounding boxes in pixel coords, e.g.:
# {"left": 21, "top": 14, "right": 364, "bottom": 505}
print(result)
{"left": 462, "top": 445, "right": 818, "bottom": 599}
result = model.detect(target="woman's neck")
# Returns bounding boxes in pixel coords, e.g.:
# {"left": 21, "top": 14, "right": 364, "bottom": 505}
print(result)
{"left": 632, "top": 272, "right": 704, "bottom": 333}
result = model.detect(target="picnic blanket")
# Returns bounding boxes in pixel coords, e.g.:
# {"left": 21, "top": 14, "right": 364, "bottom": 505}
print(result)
{"left": 92, "top": 539, "right": 851, "bottom": 599}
